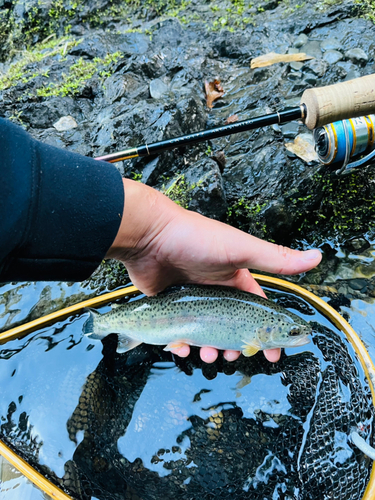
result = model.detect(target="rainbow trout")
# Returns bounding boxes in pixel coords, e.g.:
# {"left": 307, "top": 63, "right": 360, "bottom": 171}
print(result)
{"left": 83, "top": 285, "right": 311, "bottom": 357}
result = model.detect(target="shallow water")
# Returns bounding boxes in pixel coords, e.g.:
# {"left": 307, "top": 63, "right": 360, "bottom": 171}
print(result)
{"left": 0, "top": 284, "right": 373, "bottom": 499}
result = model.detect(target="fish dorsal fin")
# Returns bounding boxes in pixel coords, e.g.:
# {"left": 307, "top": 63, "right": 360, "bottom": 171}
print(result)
{"left": 241, "top": 340, "right": 260, "bottom": 357}
{"left": 117, "top": 335, "right": 143, "bottom": 353}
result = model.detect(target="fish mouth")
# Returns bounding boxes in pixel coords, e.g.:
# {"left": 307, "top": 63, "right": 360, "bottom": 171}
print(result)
{"left": 290, "top": 335, "right": 311, "bottom": 347}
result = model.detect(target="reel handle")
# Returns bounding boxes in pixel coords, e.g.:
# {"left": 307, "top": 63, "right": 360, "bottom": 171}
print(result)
{"left": 301, "top": 73, "right": 375, "bottom": 129}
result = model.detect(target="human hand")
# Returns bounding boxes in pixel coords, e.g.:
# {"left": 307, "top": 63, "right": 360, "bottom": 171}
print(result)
{"left": 106, "top": 179, "right": 322, "bottom": 364}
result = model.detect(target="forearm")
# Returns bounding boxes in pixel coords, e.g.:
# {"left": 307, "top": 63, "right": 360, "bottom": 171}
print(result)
{"left": 0, "top": 118, "right": 124, "bottom": 282}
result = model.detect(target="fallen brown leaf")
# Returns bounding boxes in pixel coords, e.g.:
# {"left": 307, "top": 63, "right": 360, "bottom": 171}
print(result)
{"left": 251, "top": 52, "right": 314, "bottom": 69}
{"left": 225, "top": 114, "right": 238, "bottom": 124}
{"left": 204, "top": 79, "right": 225, "bottom": 109}
{"left": 285, "top": 134, "right": 318, "bottom": 163}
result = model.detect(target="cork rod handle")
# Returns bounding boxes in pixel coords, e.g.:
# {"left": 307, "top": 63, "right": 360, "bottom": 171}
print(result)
{"left": 300, "top": 74, "right": 375, "bottom": 130}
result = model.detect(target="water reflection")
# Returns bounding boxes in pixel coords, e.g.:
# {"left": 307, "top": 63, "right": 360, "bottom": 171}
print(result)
{"left": 0, "top": 455, "right": 48, "bottom": 500}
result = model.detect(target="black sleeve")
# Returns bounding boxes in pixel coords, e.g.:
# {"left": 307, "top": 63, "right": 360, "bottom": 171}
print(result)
{"left": 0, "top": 118, "right": 124, "bottom": 282}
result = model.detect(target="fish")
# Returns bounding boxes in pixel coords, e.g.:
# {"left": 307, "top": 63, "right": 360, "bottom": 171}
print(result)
{"left": 83, "top": 285, "right": 311, "bottom": 357}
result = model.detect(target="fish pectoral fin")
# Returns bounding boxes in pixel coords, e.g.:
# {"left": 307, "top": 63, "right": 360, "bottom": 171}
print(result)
{"left": 164, "top": 342, "right": 186, "bottom": 352}
{"left": 117, "top": 335, "right": 143, "bottom": 354}
{"left": 241, "top": 340, "right": 260, "bottom": 357}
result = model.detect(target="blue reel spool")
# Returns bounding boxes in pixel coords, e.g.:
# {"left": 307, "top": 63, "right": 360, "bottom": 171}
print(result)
{"left": 314, "top": 115, "right": 375, "bottom": 175}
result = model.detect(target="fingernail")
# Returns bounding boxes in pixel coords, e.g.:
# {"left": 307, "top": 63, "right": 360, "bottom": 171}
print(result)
{"left": 303, "top": 249, "right": 321, "bottom": 261}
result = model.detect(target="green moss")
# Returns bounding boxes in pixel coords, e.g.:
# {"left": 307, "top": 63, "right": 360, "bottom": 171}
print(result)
{"left": 0, "top": 36, "right": 80, "bottom": 91}
{"left": 1, "top": 0, "right": 258, "bottom": 62}
{"left": 356, "top": 0, "right": 375, "bottom": 22}
{"left": 208, "top": 0, "right": 255, "bottom": 31}
{"left": 131, "top": 172, "right": 143, "bottom": 181}
{"left": 226, "top": 197, "right": 267, "bottom": 237}
{"left": 163, "top": 174, "right": 191, "bottom": 208}
{"left": 36, "top": 51, "right": 122, "bottom": 97}
{"left": 290, "top": 169, "right": 375, "bottom": 244}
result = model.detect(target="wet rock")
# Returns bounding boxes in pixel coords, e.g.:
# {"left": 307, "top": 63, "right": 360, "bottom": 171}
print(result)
{"left": 321, "top": 38, "right": 341, "bottom": 51}
{"left": 184, "top": 159, "right": 228, "bottom": 220}
{"left": 103, "top": 73, "right": 146, "bottom": 103}
{"left": 294, "top": 34, "right": 308, "bottom": 49}
{"left": 348, "top": 278, "right": 368, "bottom": 292}
{"left": 300, "top": 41, "right": 322, "bottom": 59}
{"left": 262, "top": 200, "right": 295, "bottom": 241}
{"left": 106, "top": 32, "right": 149, "bottom": 57}
{"left": 344, "top": 69, "right": 361, "bottom": 81}
{"left": 150, "top": 78, "right": 169, "bottom": 99}
{"left": 323, "top": 50, "right": 343, "bottom": 65}
{"left": 281, "top": 122, "right": 300, "bottom": 139}
{"left": 69, "top": 33, "right": 111, "bottom": 59}
{"left": 345, "top": 48, "right": 369, "bottom": 65}
{"left": 288, "top": 48, "right": 300, "bottom": 55}
{"left": 53, "top": 115, "right": 78, "bottom": 132}
{"left": 20, "top": 97, "right": 85, "bottom": 129}
{"left": 304, "top": 59, "right": 328, "bottom": 77}
{"left": 343, "top": 237, "right": 371, "bottom": 253}
{"left": 301, "top": 73, "right": 317, "bottom": 86}
{"left": 141, "top": 156, "right": 169, "bottom": 186}
{"left": 289, "top": 61, "right": 303, "bottom": 71}
{"left": 213, "top": 31, "right": 253, "bottom": 59}
{"left": 151, "top": 18, "right": 185, "bottom": 48}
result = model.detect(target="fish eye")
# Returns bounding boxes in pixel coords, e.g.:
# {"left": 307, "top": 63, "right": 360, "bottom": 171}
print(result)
{"left": 289, "top": 327, "right": 301, "bottom": 336}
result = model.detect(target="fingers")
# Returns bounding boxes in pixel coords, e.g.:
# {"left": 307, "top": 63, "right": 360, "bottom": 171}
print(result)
{"left": 223, "top": 350, "right": 241, "bottom": 362}
{"left": 197, "top": 347, "right": 241, "bottom": 363}
{"left": 211, "top": 220, "right": 322, "bottom": 275}
{"left": 200, "top": 346, "right": 219, "bottom": 363}
{"left": 171, "top": 345, "right": 240, "bottom": 363}
{"left": 202, "top": 269, "right": 267, "bottom": 298}
{"left": 170, "top": 344, "right": 190, "bottom": 358}
{"left": 239, "top": 241, "right": 322, "bottom": 275}
{"left": 171, "top": 345, "right": 280, "bottom": 363}
{"left": 263, "top": 348, "right": 281, "bottom": 362}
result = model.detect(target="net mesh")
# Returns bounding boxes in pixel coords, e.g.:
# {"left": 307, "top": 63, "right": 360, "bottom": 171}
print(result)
{"left": 0, "top": 297, "right": 373, "bottom": 500}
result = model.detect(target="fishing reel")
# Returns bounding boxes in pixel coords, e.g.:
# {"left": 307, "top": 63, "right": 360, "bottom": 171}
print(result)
{"left": 313, "top": 114, "right": 375, "bottom": 176}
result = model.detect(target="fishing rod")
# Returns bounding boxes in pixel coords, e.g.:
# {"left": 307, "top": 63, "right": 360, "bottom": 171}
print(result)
{"left": 95, "top": 73, "right": 375, "bottom": 174}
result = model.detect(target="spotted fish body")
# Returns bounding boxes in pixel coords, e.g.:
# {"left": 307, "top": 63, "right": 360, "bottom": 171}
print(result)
{"left": 83, "top": 285, "right": 311, "bottom": 357}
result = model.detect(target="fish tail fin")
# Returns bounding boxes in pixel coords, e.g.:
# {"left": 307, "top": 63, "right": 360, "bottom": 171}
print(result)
{"left": 351, "top": 431, "right": 375, "bottom": 460}
{"left": 82, "top": 308, "right": 102, "bottom": 339}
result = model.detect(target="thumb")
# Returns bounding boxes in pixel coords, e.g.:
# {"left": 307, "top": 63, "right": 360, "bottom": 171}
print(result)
{"left": 218, "top": 226, "right": 322, "bottom": 275}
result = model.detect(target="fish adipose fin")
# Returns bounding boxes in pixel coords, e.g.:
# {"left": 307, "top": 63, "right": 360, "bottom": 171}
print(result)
{"left": 117, "top": 335, "right": 143, "bottom": 353}
{"left": 83, "top": 308, "right": 102, "bottom": 340}
{"left": 241, "top": 341, "right": 260, "bottom": 357}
